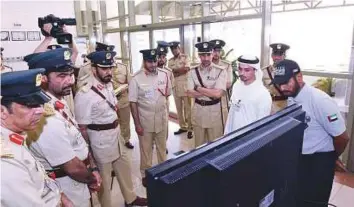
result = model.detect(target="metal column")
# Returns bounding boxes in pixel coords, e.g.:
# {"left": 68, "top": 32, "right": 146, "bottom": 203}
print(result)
{"left": 118, "top": 0, "right": 130, "bottom": 66}
{"left": 346, "top": 22, "right": 354, "bottom": 172}
{"left": 260, "top": 0, "right": 272, "bottom": 67}
{"left": 85, "top": 0, "right": 95, "bottom": 52}
{"left": 99, "top": 0, "right": 108, "bottom": 43}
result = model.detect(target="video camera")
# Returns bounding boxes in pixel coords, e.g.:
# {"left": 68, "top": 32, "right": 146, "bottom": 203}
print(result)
{"left": 38, "top": 14, "right": 76, "bottom": 44}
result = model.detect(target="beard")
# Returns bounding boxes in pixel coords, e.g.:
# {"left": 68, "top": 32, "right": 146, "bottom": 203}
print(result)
{"left": 98, "top": 74, "right": 112, "bottom": 84}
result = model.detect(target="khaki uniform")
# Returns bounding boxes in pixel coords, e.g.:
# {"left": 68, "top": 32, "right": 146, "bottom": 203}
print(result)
{"left": 262, "top": 65, "right": 287, "bottom": 114}
{"left": 214, "top": 59, "right": 232, "bottom": 130}
{"left": 159, "top": 65, "right": 175, "bottom": 139}
{"left": 1, "top": 127, "right": 61, "bottom": 207}
{"left": 168, "top": 54, "right": 192, "bottom": 131}
{"left": 63, "top": 91, "right": 75, "bottom": 115}
{"left": 74, "top": 78, "right": 137, "bottom": 206}
{"left": 28, "top": 93, "right": 90, "bottom": 207}
{"left": 112, "top": 62, "right": 132, "bottom": 144}
{"left": 76, "top": 63, "right": 93, "bottom": 93}
{"left": 188, "top": 63, "right": 227, "bottom": 147}
{"left": 129, "top": 68, "right": 172, "bottom": 177}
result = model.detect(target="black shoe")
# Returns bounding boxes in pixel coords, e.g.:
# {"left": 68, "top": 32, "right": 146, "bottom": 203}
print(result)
{"left": 187, "top": 131, "right": 193, "bottom": 139}
{"left": 125, "top": 141, "right": 134, "bottom": 149}
{"left": 125, "top": 196, "right": 148, "bottom": 207}
{"left": 174, "top": 129, "right": 187, "bottom": 135}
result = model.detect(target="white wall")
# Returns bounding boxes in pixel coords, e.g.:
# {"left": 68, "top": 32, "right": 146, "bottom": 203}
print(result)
{"left": 0, "top": 0, "right": 77, "bottom": 70}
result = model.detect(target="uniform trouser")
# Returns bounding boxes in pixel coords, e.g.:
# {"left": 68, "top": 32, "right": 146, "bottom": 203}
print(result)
{"left": 174, "top": 95, "right": 192, "bottom": 131}
{"left": 220, "top": 94, "right": 229, "bottom": 132}
{"left": 296, "top": 151, "right": 336, "bottom": 207}
{"left": 270, "top": 100, "right": 287, "bottom": 114}
{"left": 97, "top": 152, "right": 137, "bottom": 207}
{"left": 193, "top": 125, "right": 224, "bottom": 148}
{"left": 118, "top": 106, "right": 131, "bottom": 143}
{"left": 139, "top": 128, "right": 167, "bottom": 178}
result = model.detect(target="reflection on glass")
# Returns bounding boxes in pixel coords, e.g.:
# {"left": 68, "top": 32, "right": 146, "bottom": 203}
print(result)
{"left": 135, "top": 0, "right": 152, "bottom": 25}
{"left": 105, "top": 0, "right": 119, "bottom": 19}
{"left": 272, "top": 7, "right": 354, "bottom": 72}
{"left": 209, "top": 18, "right": 262, "bottom": 62}
{"left": 130, "top": 31, "right": 150, "bottom": 73}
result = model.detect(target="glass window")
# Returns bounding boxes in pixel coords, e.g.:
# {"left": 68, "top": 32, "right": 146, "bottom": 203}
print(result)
{"left": 129, "top": 31, "right": 150, "bottom": 73}
{"left": 184, "top": 24, "right": 202, "bottom": 65}
{"left": 105, "top": 0, "right": 119, "bottom": 19}
{"left": 107, "top": 20, "right": 119, "bottom": 29}
{"left": 272, "top": 7, "right": 354, "bottom": 72}
{"left": 209, "top": 19, "right": 262, "bottom": 62}
{"left": 160, "top": 2, "right": 182, "bottom": 22}
{"left": 105, "top": 33, "right": 122, "bottom": 58}
{"left": 135, "top": 0, "right": 152, "bottom": 25}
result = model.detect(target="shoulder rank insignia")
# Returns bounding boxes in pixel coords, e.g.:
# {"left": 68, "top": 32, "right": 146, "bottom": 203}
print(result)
{"left": 0, "top": 137, "right": 14, "bottom": 158}
{"left": 43, "top": 103, "right": 55, "bottom": 116}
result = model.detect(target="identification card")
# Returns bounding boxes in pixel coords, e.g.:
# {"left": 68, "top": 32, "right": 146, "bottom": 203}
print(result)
{"left": 145, "top": 88, "right": 154, "bottom": 99}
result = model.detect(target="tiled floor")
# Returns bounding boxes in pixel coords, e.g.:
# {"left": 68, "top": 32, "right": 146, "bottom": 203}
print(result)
{"left": 92, "top": 120, "right": 354, "bottom": 207}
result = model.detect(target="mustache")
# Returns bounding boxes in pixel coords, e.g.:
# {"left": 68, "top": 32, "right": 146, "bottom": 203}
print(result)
{"left": 104, "top": 75, "right": 112, "bottom": 79}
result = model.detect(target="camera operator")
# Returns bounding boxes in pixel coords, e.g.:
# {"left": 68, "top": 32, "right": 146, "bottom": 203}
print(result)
{"left": 34, "top": 23, "right": 78, "bottom": 64}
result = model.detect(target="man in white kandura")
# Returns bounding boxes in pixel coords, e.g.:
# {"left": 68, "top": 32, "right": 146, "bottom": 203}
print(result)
{"left": 224, "top": 55, "right": 272, "bottom": 134}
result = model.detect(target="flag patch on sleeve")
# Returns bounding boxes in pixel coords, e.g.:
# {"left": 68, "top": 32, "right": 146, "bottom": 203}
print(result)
{"left": 327, "top": 114, "right": 338, "bottom": 122}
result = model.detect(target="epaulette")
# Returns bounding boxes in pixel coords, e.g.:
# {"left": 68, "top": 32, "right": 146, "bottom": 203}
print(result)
{"left": 115, "top": 61, "right": 128, "bottom": 67}
{"left": 220, "top": 59, "right": 231, "bottom": 65}
{"left": 164, "top": 66, "right": 173, "bottom": 72}
{"left": 157, "top": 68, "right": 168, "bottom": 74}
{"left": 213, "top": 63, "right": 225, "bottom": 70}
{"left": 43, "top": 103, "right": 55, "bottom": 116}
{"left": 132, "top": 69, "right": 143, "bottom": 77}
{"left": 77, "top": 82, "right": 91, "bottom": 93}
{"left": 0, "top": 136, "right": 14, "bottom": 159}
{"left": 27, "top": 116, "right": 48, "bottom": 145}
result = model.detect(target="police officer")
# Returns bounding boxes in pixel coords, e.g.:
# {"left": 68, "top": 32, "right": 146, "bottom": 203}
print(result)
{"left": 24, "top": 48, "right": 101, "bottom": 207}
{"left": 272, "top": 59, "right": 349, "bottom": 207}
{"left": 187, "top": 42, "right": 227, "bottom": 147}
{"left": 1, "top": 69, "right": 72, "bottom": 206}
{"left": 168, "top": 41, "right": 193, "bottom": 138}
{"left": 209, "top": 39, "right": 233, "bottom": 130}
{"left": 74, "top": 50, "right": 147, "bottom": 207}
{"left": 129, "top": 49, "right": 172, "bottom": 187}
{"left": 262, "top": 43, "right": 290, "bottom": 113}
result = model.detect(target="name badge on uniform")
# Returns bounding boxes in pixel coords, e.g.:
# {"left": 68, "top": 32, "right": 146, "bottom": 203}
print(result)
{"left": 158, "top": 80, "right": 165, "bottom": 85}
{"left": 231, "top": 100, "right": 241, "bottom": 111}
{"left": 207, "top": 76, "right": 216, "bottom": 81}
{"left": 145, "top": 88, "right": 154, "bottom": 99}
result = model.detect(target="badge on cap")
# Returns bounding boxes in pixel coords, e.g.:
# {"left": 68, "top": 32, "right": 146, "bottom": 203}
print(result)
{"left": 151, "top": 50, "right": 156, "bottom": 55}
{"left": 64, "top": 50, "right": 71, "bottom": 60}
{"left": 216, "top": 40, "right": 220, "bottom": 45}
{"left": 160, "top": 48, "right": 164, "bottom": 52}
{"left": 107, "top": 46, "right": 110, "bottom": 51}
{"left": 106, "top": 52, "right": 112, "bottom": 60}
{"left": 274, "top": 66, "right": 285, "bottom": 76}
{"left": 51, "top": 45, "right": 56, "bottom": 50}
{"left": 35, "top": 74, "right": 42, "bottom": 86}
{"left": 277, "top": 44, "right": 281, "bottom": 50}
{"left": 203, "top": 43, "right": 208, "bottom": 49}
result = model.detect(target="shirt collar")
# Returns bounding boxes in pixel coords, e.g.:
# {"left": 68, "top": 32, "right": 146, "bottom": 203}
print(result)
{"left": 144, "top": 68, "right": 158, "bottom": 76}
{"left": 1, "top": 126, "right": 27, "bottom": 145}
{"left": 93, "top": 77, "right": 106, "bottom": 90}
{"left": 294, "top": 83, "right": 308, "bottom": 102}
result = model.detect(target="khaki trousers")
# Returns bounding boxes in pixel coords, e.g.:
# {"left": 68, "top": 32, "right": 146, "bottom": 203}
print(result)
{"left": 271, "top": 100, "right": 287, "bottom": 114}
{"left": 139, "top": 129, "right": 167, "bottom": 178}
{"left": 174, "top": 95, "right": 192, "bottom": 131}
{"left": 118, "top": 106, "right": 131, "bottom": 143}
{"left": 97, "top": 151, "right": 136, "bottom": 206}
{"left": 193, "top": 125, "right": 224, "bottom": 148}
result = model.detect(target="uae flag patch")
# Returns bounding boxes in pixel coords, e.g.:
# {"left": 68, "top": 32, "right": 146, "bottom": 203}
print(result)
{"left": 327, "top": 114, "right": 338, "bottom": 122}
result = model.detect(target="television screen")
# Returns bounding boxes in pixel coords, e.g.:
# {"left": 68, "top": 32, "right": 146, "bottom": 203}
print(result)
{"left": 146, "top": 104, "right": 306, "bottom": 207}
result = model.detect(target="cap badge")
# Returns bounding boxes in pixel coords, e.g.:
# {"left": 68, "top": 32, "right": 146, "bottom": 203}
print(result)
{"left": 160, "top": 48, "right": 164, "bottom": 52}
{"left": 64, "top": 50, "right": 71, "bottom": 60}
{"left": 51, "top": 46, "right": 56, "bottom": 50}
{"left": 107, "top": 46, "right": 110, "bottom": 51}
{"left": 203, "top": 43, "right": 208, "bottom": 48}
{"left": 106, "top": 52, "right": 112, "bottom": 60}
{"left": 151, "top": 50, "right": 156, "bottom": 55}
{"left": 216, "top": 40, "right": 220, "bottom": 45}
{"left": 277, "top": 44, "right": 281, "bottom": 50}
{"left": 274, "top": 66, "right": 285, "bottom": 76}
{"left": 35, "top": 74, "right": 42, "bottom": 86}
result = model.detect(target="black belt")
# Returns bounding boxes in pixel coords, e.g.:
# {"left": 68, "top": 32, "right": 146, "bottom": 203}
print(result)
{"left": 272, "top": 96, "right": 287, "bottom": 101}
{"left": 87, "top": 119, "right": 119, "bottom": 131}
{"left": 195, "top": 98, "right": 220, "bottom": 106}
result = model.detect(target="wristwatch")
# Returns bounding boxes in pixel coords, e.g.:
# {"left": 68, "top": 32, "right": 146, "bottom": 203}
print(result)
{"left": 89, "top": 167, "right": 100, "bottom": 173}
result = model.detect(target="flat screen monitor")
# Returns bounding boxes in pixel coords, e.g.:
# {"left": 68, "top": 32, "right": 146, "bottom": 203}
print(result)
{"left": 146, "top": 104, "right": 306, "bottom": 207}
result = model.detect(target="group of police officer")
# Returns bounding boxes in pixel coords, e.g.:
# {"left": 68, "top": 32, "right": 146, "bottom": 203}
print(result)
{"left": 1, "top": 35, "right": 350, "bottom": 207}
